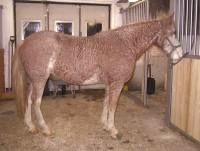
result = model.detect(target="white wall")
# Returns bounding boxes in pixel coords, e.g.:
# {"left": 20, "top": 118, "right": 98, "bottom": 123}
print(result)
{"left": 0, "top": 0, "right": 123, "bottom": 88}
{"left": 0, "top": 0, "right": 14, "bottom": 89}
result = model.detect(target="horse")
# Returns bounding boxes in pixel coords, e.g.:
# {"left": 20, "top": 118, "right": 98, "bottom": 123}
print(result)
{"left": 12, "top": 15, "right": 184, "bottom": 139}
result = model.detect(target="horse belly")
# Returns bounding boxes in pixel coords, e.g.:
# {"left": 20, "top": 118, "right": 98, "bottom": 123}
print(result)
{"left": 82, "top": 73, "right": 100, "bottom": 85}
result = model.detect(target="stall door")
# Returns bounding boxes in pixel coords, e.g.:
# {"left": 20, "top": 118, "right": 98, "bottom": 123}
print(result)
{"left": 48, "top": 4, "right": 79, "bottom": 36}
{"left": 81, "top": 5, "right": 109, "bottom": 37}
{"left": 16, "top": 3, "right": 46, "bottom": 46}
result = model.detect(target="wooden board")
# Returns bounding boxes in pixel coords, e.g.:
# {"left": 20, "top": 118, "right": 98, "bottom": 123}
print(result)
{"left": 171, "top": 58, "right": 200, "bottom": 142}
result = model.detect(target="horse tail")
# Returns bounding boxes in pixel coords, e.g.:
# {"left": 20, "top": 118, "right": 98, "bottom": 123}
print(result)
{"left": 12, "top": 49, "right": 27, "bottom": 118}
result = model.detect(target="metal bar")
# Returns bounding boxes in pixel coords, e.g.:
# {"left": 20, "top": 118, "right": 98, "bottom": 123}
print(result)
{"left": 165, "top": 58, "right": 173, "bottom": 126}
{"left": 108, "top": 5, "right": 111, "bottom": 29}
{"left": 128, "top": 8, "right": 130, "bottom": 24}
{"left": 199, "top": 0, "right": 200, "bottom": 56}
{"left": 141, "top": 2, "right": 144, "bottom": 21}
{"left": 194, "top": 0, "right": 198, "bottom": 55}
{"left": 189, "top": 0, "right": 194, "bottom": 55}
{"left": 139, "top": 4, "right": 141, "bottom": 21}
{"left": 130, "top": 7, "right": 133, "bottom": 23}
{"left": 13, "top": 0, "right": 17, "bottom": 48}
{"left": 122, "top": 11, "right": 125, "bottom": 25}
{"left": 146, "top": 0, "right": 149, "bottom": 20}
{"left": 185, "top": 0, "right": 189, "bottom": 53}
{"left": 177, "top": 0, "right": 181, "bottom": 40}
{"left": 181, "top": 0, "right": 185, "bottom": 42}
{"left": 136, "top": 6, "right": 138, "bottom": 22}
{"left": 126, "top": 9, "right": 129, "bottom": 24}
{"left": 129, "top": 0, "right": 147, "bottom": 8}
{"left": 78, "top": 5, "right": 82, "bottom": 36}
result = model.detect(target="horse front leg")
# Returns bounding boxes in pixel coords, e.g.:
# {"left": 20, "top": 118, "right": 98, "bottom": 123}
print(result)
{"left": 107, "top": 82, "right": 124, "bottom": 139}
{"left": 32, "top": 81, "right": 51, "bottom": 136}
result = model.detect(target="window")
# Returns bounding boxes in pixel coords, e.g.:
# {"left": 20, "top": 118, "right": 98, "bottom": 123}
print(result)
{"left": 22, "top": 20, "right": 41, "bottom": 40}
{"left": 55, "top": 21, "right": 73, "bottom": 35}
{"left": 87, "top": 22, "right": 102, "bottom": 36}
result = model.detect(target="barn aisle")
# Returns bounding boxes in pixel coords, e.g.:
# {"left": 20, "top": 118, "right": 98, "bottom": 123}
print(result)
{"left": 0, "top": 90, "right": 199, "bottom": 151}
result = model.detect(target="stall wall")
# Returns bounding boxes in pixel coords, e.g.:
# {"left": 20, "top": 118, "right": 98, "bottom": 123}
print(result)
{"left": 171, "top": 58, "right": 200, "bottom": 142}
{"left": 0, "top": 0, "right": 14, "bottom": 89}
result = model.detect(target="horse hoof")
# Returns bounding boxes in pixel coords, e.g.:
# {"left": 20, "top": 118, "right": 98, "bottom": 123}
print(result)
{"left": 111, "top": 132, "right": 123, "bottom": 140}
{"left": 42, "top": 129, "right": 52, "bottom": 136}
{"left": 103, "top": 125, "right": 109, "bottom": 132}
{"left": 28, "top": 127, "right": 38, "bottom": 134}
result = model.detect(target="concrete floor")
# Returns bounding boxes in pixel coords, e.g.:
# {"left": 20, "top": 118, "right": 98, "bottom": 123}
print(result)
{"left": 0, "top": 90, "right": 199, "bottom": 151}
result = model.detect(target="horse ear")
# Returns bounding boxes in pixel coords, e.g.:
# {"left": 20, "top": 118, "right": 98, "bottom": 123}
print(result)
{"left": 161, "top": 13, "right": 174, "bottom": 25}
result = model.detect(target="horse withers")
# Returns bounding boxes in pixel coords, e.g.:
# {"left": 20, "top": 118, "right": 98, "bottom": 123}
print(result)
{"left": 12, "top": 15, "right": 184, "bottom": 139}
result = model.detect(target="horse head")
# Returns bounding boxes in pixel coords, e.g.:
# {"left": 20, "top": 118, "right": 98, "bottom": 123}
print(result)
{"left": 156, "top": 14, "right": 186, "bottom": 64}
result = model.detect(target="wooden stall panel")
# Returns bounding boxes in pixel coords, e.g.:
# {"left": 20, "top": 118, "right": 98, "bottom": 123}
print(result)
{"left": 187, "top": 60, "right": 200, "bottom": 140}
{"left": 171, "top": 58, "right": 200, "bottom": 142}
{"left": 171, "top": 58, "right": 191, "bottom": 131}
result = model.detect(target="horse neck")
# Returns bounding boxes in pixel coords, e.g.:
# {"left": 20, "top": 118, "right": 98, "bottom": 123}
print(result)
{"left": 116, "top": 21, "right": 161, "bottom": 59}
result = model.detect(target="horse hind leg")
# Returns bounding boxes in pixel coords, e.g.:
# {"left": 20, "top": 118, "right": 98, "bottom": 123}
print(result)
{"left": 101, "top": 86, "right": 109, "bottom": 130}
{"left": 32, "top": 81, "right": 51, "bottom": 136}
{"left": 107, "top": 82, "right": 124, "bottom": 139}
{"left": 24, "top": 84, "right": 37, "bottom": 133}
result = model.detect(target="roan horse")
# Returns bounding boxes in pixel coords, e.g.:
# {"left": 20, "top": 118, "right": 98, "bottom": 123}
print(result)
{"left": 12, "top": 15, "right": 184, "bottom": 139}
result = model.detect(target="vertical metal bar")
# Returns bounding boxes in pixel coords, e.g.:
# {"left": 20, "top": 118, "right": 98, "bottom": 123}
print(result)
{"left": 126, "top": 10, "right": 128, "bottom": 24}
{"left": 165, "top": 0, "right": 174, "bottom": 126}
{"left": 139, "top": 4, "right": 141, "bottom": 21}
{"left": 136, "top": 5, "right": 138, "bottom": 22}
{"left": 189, "top": 0, "right": 194, "bottom": 55}
{"left": 128, "top": 8, "right": 130, "bottom": 24}
{"left": 142, "top": 2, "right": 144, "bottom": 21}
{"left": 108, "top": 5, "right": 111, "bottom": 29}
{"left": 177, "top": 0, "right": 181, "bottom": 40}
{"left": 78, "top": 5, "right": 82, "bottom": 36}
{"left": 165, "top": 58, "right": 173, "bottom": 126}
{"left": 122, "top": 11, "right": 125, "bottom": 25}
{"left": 199, "top": 0, "right": 200, "bottom": 56}
{"left": 130, "top": 8, "right": 133, "bottom": 23}
{"left": 140, "top": 3, "right": 143, "bottom": 21}
{"left": 146, "top": 0, "right": 149, "bottom": 20}
{"left": 44, "top": 3, "right": 49, "bottom": 31}
{"left": 181, "top": 0, "right": 185, "bottom": 43}
{"left": 126, "top": 9, "right": 129, "bottom": 24}
{"left": 143, "top": 0, "right": 149, "bottom": 107}
{"left": 185, "top": 0, "right": 189, "bottom": 53}
{"left": 194, "top": 0, "right": 198, "bottom": 55}
{"left": 134, "top": 6, "right": 136, "bottom": 22}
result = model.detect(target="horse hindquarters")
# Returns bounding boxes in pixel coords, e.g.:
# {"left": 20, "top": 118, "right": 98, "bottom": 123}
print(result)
{"left": 12, "top": 48, "right": 51, "bottom": 135}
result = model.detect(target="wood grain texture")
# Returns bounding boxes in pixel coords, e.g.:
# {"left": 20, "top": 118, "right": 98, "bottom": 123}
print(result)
{"left": 171, "top": 58, "right": 200, "bottom": 142}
